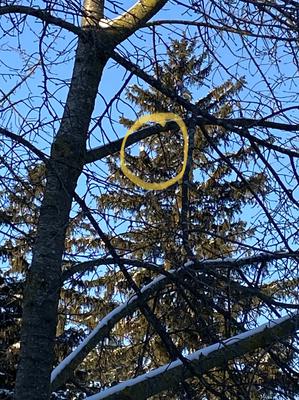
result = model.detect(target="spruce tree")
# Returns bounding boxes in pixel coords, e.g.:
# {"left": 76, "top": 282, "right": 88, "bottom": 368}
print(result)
{"left": 94, "top": 37, "right": 298, "bottom": 399}
{"left": 1, "top": 37, "right": 297, "bottom": 400}
{"left": 0, "top": 164, "right": 118, "bottom": 398}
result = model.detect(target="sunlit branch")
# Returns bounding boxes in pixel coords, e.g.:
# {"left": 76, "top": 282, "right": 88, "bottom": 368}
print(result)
{"left": 109, "top": 0, "right": 168, "bottom": 30}
{"left": 95, "top": 0, "right": 168, "bottom": 44}
{"left": 52, "top": 251, "right": 299, "bottom": 390}
{"left": 85, "top": 312, "right": 299, "bottom": 400}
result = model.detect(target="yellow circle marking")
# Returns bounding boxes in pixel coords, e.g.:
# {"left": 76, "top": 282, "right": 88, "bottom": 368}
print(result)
{"left": 120, "top": 113, "right": 188, "bottom": 190}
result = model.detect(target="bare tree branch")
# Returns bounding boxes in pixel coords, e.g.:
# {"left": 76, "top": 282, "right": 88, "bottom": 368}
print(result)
{"left": 85, "top": 312, "right": 299, "bottom": 400}
{"left": 85, "top": 113, "right": 299, "bottom": 164}
{"left": 0, "top": 5, "right": 82, "bottom": 34}
{"left": 96, "top": 0, "right": 168, "bottom": 44}
{"left": 52, "top": 251, "right": 298, "bottom": 389}
{"left": 146, "top": 19, "right": 299, "bottom": 42}
{"left": 63, "top": 251, "right": 299, "bottom": 281}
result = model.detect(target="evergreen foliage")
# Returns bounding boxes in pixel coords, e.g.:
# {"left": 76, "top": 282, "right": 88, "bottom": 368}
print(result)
{"left": 86, "top": 38, "right": 298, "bottom": 399}
{"left": 1, "top": 37, "right": 298, "bottom": 400}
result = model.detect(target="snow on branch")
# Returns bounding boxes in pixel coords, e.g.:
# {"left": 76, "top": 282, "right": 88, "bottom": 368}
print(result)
{"left": 94, "top": 0, "right": 168, "bottom": 46}
{"left": 64, "top": 251, "right": 299, "bottom": 281}
{"left": 86, "top": 312, "right": 299, "bottom": 400}
{"left": 52, "top": 251, "right": 298, "bottom": 389}
{"left": 107, "top": 0, "right": 167, "bottom": 31}
{"left": 51, "top": 273, "right": 169, "bottom": 390}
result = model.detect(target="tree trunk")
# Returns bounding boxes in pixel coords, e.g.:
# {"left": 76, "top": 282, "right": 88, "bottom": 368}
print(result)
{"left": 13, "top": 0, "right": 169, "bottom": 397}
{"left": 14, "top": 4, "right": 106, "bottom": 400}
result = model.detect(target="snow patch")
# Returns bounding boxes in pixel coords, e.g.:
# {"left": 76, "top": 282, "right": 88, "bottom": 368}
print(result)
{"left": 85, "top": 312, "right": 297, "bottom": 400}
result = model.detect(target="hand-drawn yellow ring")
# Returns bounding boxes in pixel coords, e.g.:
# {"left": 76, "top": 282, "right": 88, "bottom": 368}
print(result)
{"left": 120, "top": 112, "right": 188, "bottom": 190}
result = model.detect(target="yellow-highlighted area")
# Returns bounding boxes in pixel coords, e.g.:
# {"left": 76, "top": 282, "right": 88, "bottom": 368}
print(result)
{"left": 120, "top": 113, "right": 188, "bottom": 190}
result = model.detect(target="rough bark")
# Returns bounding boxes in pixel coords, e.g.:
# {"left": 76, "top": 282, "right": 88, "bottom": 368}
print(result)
{"left": 14, "top": 2, "right": 106, "bottom": 399}
{"left": 13, "top": 0, "right": 168, "bottom": 398}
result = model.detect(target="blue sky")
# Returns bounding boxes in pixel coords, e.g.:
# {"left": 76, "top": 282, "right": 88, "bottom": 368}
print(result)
{"left": 1, "top": 0, "right": 299, "bottom": 257}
